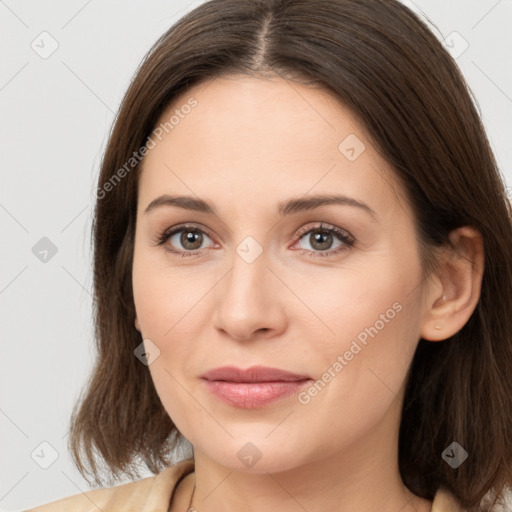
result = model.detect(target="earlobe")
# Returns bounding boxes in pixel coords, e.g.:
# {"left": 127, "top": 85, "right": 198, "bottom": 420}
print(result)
{"left": 134, "top": 316, "right": 141, "bottom": 332}
{"left": 420, "top": 226, "right": 484, "bottom": 342}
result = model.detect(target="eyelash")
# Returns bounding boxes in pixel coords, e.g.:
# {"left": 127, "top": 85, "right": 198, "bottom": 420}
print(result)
{"left": 151, "top": 222, "right": 355, "bottom": 259}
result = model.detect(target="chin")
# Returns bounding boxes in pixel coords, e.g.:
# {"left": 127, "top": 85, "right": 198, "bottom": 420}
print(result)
{"left": 193, "top": 434, "right": 314, "bottom": 475}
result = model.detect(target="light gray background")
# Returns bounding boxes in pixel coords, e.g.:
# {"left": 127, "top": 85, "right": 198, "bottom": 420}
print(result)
{"left": 1, "top": 0, "right": 511, "bottom": 510}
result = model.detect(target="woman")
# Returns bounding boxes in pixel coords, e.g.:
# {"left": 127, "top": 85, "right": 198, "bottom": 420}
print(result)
{"left": 26, "top": 0, "right": 512, "bottom": 511}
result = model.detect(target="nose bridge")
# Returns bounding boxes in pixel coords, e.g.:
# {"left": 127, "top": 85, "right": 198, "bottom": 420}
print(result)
{"left": 224, "top": 237, "right": 270, "bottom": 309}
{"left": 213, "top": 234, "right": 285, "bottom": 340}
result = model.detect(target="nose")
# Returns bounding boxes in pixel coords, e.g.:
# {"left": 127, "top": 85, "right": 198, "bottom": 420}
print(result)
{"left": 213, "top": 245, "right": 288, "bottom": 342}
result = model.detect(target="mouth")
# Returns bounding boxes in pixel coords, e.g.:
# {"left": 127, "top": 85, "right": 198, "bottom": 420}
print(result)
{"left": 200, "top": 365, "right": 313, "bottom": 409}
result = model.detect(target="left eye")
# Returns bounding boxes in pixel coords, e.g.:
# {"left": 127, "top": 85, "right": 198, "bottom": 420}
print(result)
{"left": 292, "top": 224, "right": 354, "bottom": 255}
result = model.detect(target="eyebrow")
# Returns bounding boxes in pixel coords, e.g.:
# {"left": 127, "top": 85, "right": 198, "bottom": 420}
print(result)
{"left": 143, "top": 194, "right": 377, "bottom": 219}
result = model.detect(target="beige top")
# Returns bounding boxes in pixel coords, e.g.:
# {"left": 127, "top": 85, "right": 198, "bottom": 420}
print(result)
{"left": 25, "top": 458, "right": 466, "bottom": 512}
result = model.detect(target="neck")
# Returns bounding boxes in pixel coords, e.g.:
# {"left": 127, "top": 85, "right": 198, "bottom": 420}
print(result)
{"left": 187, "top": 421, "right": 432, "bottom": 512}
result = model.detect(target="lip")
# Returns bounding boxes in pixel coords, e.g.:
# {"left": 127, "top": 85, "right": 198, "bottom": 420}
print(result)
{"left": 201, "top": 365, "right": 312, "bottom": 409}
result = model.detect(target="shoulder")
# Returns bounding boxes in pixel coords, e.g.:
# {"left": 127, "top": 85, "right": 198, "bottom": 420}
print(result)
{"left": 24, "top": 458, "right": 195, "bottom": 512}
{"left": 432, "top": 486, "right": 512, "bottom": 511}
{"left": 432, "top": 487, "right": 467, "bottom": 512}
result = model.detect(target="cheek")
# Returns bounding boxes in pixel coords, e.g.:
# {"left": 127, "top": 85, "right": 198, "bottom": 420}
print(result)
{"left": 298, "top": 251, "right": 423, "bottom": 399}
{"left": 295, "top": 253, "right": 421, "bottom": 348}
{"left": 132, "top": 253, "right": 212, "bottom": 433}
{"left": 291, "top": 287, "right": 422, "bottom": 459}
{"left": 132, "top": 247, "right": 210, "bottom": 339}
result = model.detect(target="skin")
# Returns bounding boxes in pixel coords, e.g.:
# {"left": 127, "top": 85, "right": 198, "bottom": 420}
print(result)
{"left": 132, "top": 75, "right": 484, "bottom": 512}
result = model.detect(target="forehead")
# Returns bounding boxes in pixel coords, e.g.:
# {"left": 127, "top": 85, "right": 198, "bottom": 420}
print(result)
{"left": 138, "top": 75, "right": 410, "bottom": 219}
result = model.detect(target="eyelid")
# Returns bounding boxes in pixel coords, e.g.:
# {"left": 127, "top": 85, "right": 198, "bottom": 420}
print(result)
{"left": 292, "top": 222, "right": 353, "bottom": 243}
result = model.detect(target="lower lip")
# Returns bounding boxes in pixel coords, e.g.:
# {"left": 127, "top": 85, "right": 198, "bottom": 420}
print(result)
{"left": 203, "top": 379, "right": 312, "bottom": 408}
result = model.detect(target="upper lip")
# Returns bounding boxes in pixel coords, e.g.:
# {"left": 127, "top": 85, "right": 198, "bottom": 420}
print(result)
{"left": 201, "top": 365, "right": 311, "bottom": 383}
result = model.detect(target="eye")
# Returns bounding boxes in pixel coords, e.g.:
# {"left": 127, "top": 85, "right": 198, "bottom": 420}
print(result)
{"left": 292, "top": 222, "right": 354, "bottom": 257}
{"left": 152, "top": 223, "right": 216, "bottom": 257}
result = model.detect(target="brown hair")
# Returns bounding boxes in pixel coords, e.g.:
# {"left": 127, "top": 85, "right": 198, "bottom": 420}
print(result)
{"left": 68, "top": 0, "right": 512, "bottom": 509}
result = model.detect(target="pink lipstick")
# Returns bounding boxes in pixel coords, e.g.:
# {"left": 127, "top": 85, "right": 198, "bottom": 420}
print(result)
{"left": 201, "top": 365, "right": 312, "bottom": 409}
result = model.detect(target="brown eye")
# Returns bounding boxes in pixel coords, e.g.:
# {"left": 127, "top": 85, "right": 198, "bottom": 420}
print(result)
{"left": 293, "top": 223, "right": 355, "bottom": 258}
{"left": 307, "top": 231, "right": 334, "bottom": 251}
{"left": 155, "top": 224, "right": 216, "bottom": 256}
{"left": 178, "top": 230, "right": 204, "bottom": 251}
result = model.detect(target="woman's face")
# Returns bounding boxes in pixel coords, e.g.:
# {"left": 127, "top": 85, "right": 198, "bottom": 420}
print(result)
{"left": 132, "top": 75, "right": 431, "bottom": 473}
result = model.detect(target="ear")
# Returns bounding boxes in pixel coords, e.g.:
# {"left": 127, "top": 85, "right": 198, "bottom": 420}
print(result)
{"left": 134, "top": 315, "right": 141, "bottom": 333}
{"left": 420, "top": 226, "right": 484, "bottom": 342}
